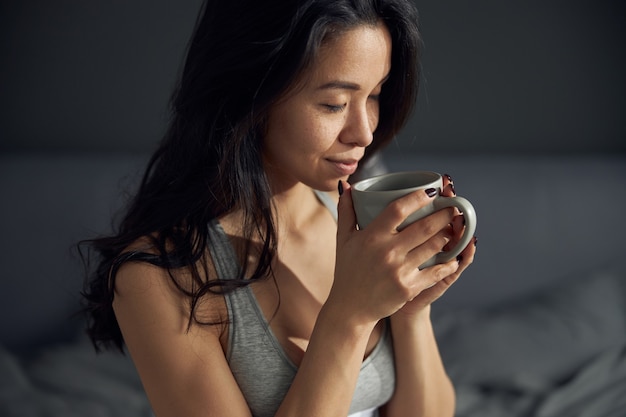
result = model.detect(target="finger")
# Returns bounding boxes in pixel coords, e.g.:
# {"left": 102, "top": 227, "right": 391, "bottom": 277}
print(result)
{"left": 439, "top": 235, "right": 477, "bottom": 289}
{"left": 441, "top": 174, "right": 455, "bottom": 197}
{"left": 404, "top": 226, "right": 453, "bottom": 269}
{"left": 336, "top": 180, "right": 357, "bottom": 244}
{"left": 443, "top": 214, "right": 466, "bottom": 251}
{"left": 456, "top": 235, "right": 478, "bottom": 271}
{"left": 440, "top": 183, "right": 456, "bottom": 198}
{"left": 440, "top": 175, "right": 457, "bottom": 220}
{"left": 413, "top": 258, "right": 461, "bottom": 297}
{"left": 369, "top": 187, "right": 438, "bottom": 233}
{"left": 431, "top": 258, "right": 464, "bottom": 292}
{"left": 439, "top": 182, "right": 461, "bottom": 220}
{"left": 398, "top": 205, "right": 455, "bottom": 253}
{"left": 416, "top": 235, "right": 476, "bottom": 302}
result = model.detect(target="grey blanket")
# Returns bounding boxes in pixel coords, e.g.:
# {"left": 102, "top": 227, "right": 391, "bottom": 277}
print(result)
{"left": 455, "top": 345, "right": 626, "bottom": 417}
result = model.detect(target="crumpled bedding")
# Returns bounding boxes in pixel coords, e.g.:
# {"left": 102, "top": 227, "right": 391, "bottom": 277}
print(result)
{"left": 535, "top": 345, "right": 626, "bottom": 417}
{"left": 1, "top": 268, "right": 624, "bottom": 417}
{"left": 454, "top": 345, "right": 626, "bottom": 417}
{"left": 438, "top": 267, "right": 626, "bottom": 417}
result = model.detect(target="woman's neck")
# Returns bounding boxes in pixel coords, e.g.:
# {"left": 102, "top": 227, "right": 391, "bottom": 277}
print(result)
{"left": 271, "top": 182, "right": 325, "bottom": 233}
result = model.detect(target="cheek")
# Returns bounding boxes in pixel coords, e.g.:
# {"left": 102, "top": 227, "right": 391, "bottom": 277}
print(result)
{"left": 264, "top": 108, "right": 313, "bottom": 165}
{"left": 269, "top": 113, "right": 334, "bottom": 155}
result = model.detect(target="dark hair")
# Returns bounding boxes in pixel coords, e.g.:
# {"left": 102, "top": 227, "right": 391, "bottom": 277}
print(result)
{"left": 81, "top": 0, "right": 422, "bottom": 352}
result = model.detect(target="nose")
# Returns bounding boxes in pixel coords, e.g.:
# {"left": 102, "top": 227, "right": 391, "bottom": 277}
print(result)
{"left": 339, "top": 105, "right": 375, "bottom": 148}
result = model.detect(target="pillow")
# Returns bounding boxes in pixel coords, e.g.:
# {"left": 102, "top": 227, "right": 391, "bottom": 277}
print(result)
{"left": 436, "top": 270, "right": 626, "bottom": 389}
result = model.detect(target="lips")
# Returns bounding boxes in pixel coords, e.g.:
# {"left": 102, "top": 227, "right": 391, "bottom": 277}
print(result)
{"left": 327, "top": 157, "right": 360, "bottom": 176}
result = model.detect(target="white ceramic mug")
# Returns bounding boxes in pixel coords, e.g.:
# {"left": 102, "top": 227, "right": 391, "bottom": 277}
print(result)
{"left": 352, "top": 171, "right": 477, "bottom": 269}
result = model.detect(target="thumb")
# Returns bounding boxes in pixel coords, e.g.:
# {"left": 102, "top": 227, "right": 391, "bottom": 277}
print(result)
{"left": 336, "top": 180, "right": 357, "bottom": 243}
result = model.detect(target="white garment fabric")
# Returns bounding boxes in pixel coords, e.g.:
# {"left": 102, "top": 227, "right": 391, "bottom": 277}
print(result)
{"left": 348, "top": 407, "right": 378, "bottom": 417}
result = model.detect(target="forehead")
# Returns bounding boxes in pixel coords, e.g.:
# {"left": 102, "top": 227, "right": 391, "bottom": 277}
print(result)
{"left": 302, "top": 23, "right": 393, "bottom": 90}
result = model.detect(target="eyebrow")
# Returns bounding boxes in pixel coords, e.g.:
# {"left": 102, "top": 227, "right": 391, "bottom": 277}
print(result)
{"left": 317, "top": 81, "right": 361, "bottom": 91}
{"left": 316, "top": 74, "right": 390, "bottom": 92}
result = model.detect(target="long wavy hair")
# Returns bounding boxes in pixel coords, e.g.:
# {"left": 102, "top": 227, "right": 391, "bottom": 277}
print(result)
{"left": 81, "top": 0, "right": 422, "bottom": 352}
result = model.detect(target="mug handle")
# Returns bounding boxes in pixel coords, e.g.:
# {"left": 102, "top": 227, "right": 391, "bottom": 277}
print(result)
{"left": 418, "top": 196, "right": 477, "bottom": 270}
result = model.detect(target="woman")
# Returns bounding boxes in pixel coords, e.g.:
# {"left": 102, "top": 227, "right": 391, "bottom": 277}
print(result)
{"left": 82, "top": 0, "right": 476, "bottom": 416}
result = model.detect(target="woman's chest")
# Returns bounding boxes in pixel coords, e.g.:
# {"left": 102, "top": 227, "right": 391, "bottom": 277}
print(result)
{"left": 250, "top": 245, "right": 383, "bottom": 367}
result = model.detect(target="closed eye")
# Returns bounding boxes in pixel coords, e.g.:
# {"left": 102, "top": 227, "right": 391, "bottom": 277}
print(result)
{"left": 322, "top": 103, "right": 347, "bottom": 113}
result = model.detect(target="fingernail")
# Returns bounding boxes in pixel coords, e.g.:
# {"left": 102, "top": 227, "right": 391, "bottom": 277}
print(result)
{"left": 444, "top": 173, "right": 453, "bottom": 183}
{"left": 450, "top": 183, "right": 456, "bottom": 196}
{"left": 338, "top": 180, "right": 344, "bottom": 196}
{"left": 425, "top": 188, "right": 437, "bottom": 198}
{"left": 462, "top": 215, "right": 466, "bottom": 226}
{"left": 474, "top": 236, "right": 478, "bottom": 247}
{"left": 456, "top": 255, "right": 463, "bottom": 263}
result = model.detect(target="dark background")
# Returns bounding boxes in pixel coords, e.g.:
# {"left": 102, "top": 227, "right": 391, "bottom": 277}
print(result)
{"left": 1, "top": 0, "right": 624, "bottom": 154}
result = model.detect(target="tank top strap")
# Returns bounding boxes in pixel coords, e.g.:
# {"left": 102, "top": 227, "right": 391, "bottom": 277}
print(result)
{"left": 207, "top": 218, "right": 241, "bottom": 280}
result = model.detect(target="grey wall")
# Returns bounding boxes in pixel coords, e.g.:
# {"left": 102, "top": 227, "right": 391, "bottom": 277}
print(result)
{"left": 405, "top": 0, "right": 626, "bottom": 154}
{"left": 0, "top": 0, "right": 203, "bottom": 152}
{"left": 1, "top": 0, "right": 624, "bottom": 154}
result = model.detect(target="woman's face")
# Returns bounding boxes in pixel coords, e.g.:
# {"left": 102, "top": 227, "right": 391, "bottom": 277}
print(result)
{"left": 262, "top": 23, "right": 392, "bottom": 192}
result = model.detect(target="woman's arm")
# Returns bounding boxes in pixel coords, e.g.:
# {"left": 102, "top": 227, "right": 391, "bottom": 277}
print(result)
{"left": 381, "top": 179, "right": 477, "bottom": 417}
{"left": 113, "top": 261, "right": 254, "bottom": 417}
{"left": 382, "top": 253, "right": 475, "bottom": 417}
{"left": 382, "top": 306, "right": 456, "bottom": 417}
{"left": 277, "top": 302, "right": 377, "bottom": 416}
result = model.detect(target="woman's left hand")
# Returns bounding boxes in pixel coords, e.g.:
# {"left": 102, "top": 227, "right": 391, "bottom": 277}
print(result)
{"left": 393, "top": 174, "right": 477, "bottom": 319}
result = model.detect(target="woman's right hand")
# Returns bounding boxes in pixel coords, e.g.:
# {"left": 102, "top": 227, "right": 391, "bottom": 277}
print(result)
{"left": 329, "top": 180, "right": 459, "bottom": 325}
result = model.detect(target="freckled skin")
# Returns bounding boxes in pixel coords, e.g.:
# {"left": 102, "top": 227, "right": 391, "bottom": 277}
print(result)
{"left": 262, "top": 24, "right": 392, "bottom": 194}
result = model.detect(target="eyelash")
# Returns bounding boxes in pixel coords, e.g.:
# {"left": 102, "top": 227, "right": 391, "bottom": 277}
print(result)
{"left": 322, "top": 95, "right": 380, "bottom": 114}
{"left": 323, "top": 104, "right": 347, "bottom": 113}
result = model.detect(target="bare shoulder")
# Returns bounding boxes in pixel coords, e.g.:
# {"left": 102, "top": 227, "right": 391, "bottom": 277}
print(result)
{"left": 113, "top": 234, "right": 226, "bottom": 318}
{"left": 112, "top": 239, "right": 251, "bottom": 417}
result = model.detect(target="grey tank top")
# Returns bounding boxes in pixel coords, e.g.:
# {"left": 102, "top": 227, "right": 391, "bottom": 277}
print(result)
{"left": 207, "top": 190, "right": 396, "bottom": 417}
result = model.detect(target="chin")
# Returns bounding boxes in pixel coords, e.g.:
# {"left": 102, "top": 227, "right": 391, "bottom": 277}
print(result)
{"left": 299, "top": 175, "right": 336, "bottom": 193}
{"left": 316, "top": 176, "right": 348, "bottom": 193}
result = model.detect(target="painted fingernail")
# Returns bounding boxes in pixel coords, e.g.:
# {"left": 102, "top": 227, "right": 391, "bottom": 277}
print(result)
{"left": 338, "top": 180, "right": 344, "bottom": 196}
{"left": 444, "top": 173, "right": 453, "bottom": 183}
{"left": 450, "top": 183, "right": 456, "bottom": 195}
{"left": 474, "top": 236, "right": 478, "bottom": 247}
{"left": 456, "top": 255, "right": 463, "bottom": 263}
{"left": 425, "top": 188, "right": 438, "bottom": 198}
